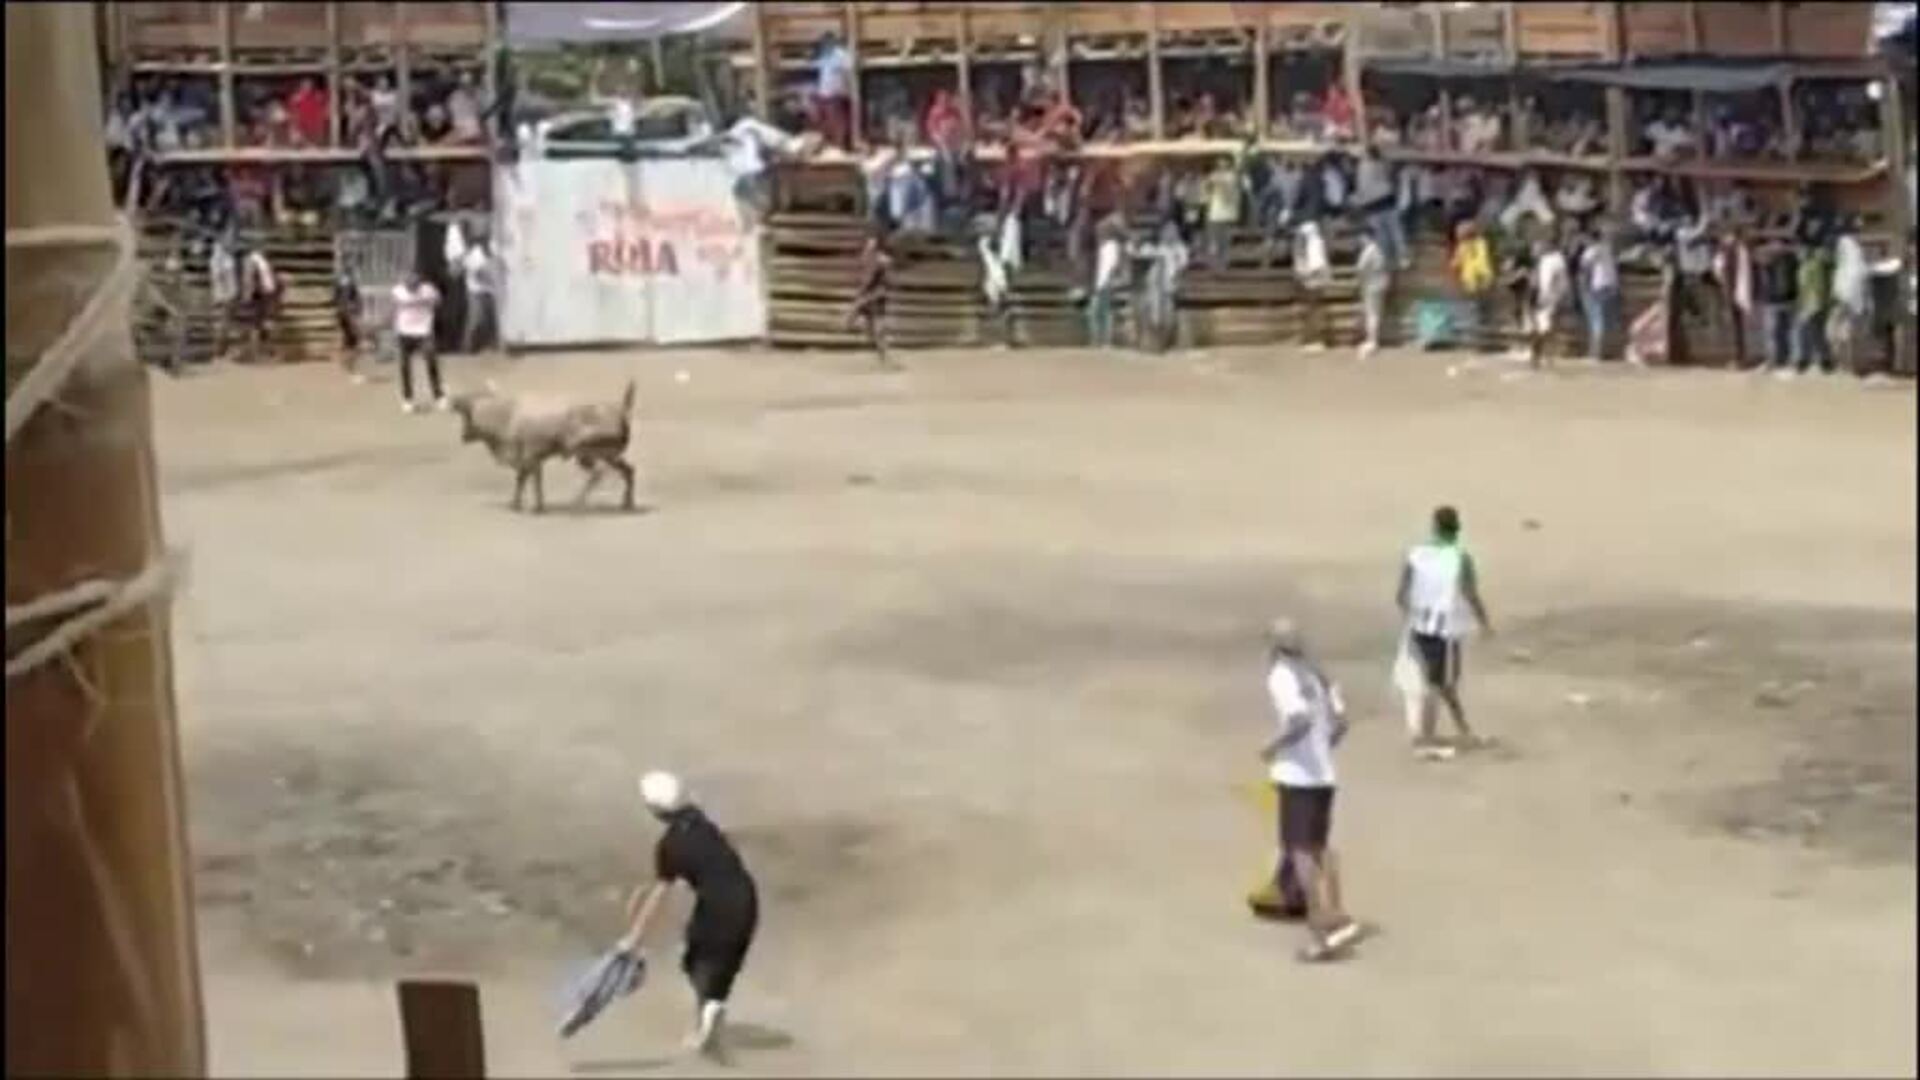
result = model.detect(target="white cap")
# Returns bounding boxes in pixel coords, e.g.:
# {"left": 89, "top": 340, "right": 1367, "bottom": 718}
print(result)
{"left": 638, "top": 770, "right": 687, "bottom": 814}
{"left": 1267, "top": 616, "right": 1305, "bottom": 656}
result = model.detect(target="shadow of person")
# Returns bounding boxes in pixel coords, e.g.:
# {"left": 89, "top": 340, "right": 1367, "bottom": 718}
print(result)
{"left": 569, "top": 1022, "right": 795, "bottom": 1074}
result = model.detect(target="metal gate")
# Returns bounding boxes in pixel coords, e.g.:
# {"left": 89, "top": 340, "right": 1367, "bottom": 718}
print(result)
{"left": 335, "top": 229, "right": 415, "bottom": 361}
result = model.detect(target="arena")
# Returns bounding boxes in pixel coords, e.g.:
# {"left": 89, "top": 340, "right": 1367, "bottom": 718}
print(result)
{"left": 159, "top": 346, "right": 1915, "bottom": 1076}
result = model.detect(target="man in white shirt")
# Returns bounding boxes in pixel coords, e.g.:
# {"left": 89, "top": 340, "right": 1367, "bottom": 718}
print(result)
{"left": 391, "top": 270, "right": 446, "bottom": 413}
{"left": 461, "top": 240, "right": 497, "bottom": 355}
{"left": 1259, "top": 618, "right": 1362, "bottom": 962}
{"left": 1086, "top": 216, "right": 1126, "bottom": 348}
{"left": 1577, "top": 231, "right": 1621, "bottom": 361}
{"left": 1530, "top": 237, "right": 1571, "bottom": 369}
{"left": 1395, "top": 506, "right": 1494, "bottom": 756}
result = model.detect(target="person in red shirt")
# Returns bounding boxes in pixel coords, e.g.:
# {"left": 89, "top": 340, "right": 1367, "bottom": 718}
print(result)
{"left": 288, "top": 78, "right": 329, "bottom": 147}
{"left": 1322, "top": 83, "right": 1355, "bottom": 142}
{"left": 924, "top": 88, "right": 968, "bottom": 153}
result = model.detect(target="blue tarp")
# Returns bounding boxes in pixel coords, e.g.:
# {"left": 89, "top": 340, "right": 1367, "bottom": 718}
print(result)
{"left": 556, "top": 947, "right": 648, "bottom": 1039}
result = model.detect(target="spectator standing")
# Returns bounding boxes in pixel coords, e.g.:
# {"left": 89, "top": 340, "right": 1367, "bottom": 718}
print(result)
{"left": 1203, "top": 154, "right": 1243, "bottom": 270}
{"left": 441, "top": 221, "right": 469, "bottom": 352}
{"left": 461, "top": 239, "right": 498, "bottom": 355}
{"left": 208, "top": 232, "right": 240, "bottom": 362}
{"left": 332, "top": 265, "right": 363, "bottom": 380}
{"left": 1576, "top": 229, "right": 1621, "bottom": 362}
{"left": 1356, "top": 146, "right": 1408, "bottom": 271}
{"left": 1792, "top": 242, "right": 1835, "bottom": 377}
{"left": 1294, "top": 219, "right": 1335, "bottom": 351}
{"left": 391, "top": 270, "right": 446, "bottom": 413}
{"left": 288, "top": 78, "right": 329, "bottom": 148}
{"left": 1713, "top": 227, "right": 1756, "bottom": 369}
{"left": 1530, "top": 236, "right": 1572, "bottom": 369}
{"left": 1450, "top": 221, "right": 1496, "bottom": 350}
{"left": 1356, "top": 231, "right": 1392, "bottom": 360}
{"left": 1829, "top": 222, "right": 1871, "bottom": 374}
{"left": 1137, "top": 219, "right": 1189, "bottom": 354}
{"left": 1086, "top": 216, "right": 1127, "bottom": 349}
{"left": 1756, "top": 241, "right": 1800, "bottom": 374}
{"left": 977, "top": 213, "right": 1016, "bottom": 347}
{"left": 813, "top": 33, "right": 854, "bottom": 150}
{"left": 238, "top": 245, "right": 280, "bottom": 364}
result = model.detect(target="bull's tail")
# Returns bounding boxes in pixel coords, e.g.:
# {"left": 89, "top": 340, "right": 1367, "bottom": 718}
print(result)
{"left": 619, "top": 379, "right": 637, "bottom": 416}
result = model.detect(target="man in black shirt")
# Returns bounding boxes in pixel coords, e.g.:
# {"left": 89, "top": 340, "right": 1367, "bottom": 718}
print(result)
{"left": 1756, "top": 242, "right": 1800, "bottom": 373}
{"left": 621, "top": 771, "right": 760, "bottom": 1057}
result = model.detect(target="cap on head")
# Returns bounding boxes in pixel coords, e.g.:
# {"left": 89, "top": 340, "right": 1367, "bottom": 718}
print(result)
{"left": 1267, "top": 616, "right": 1305, "bottom": 656}
{"left": 638, "top": 770, "right": 687, "bottom": 814}
{"left": 1433, "top": 505, "right": 1462, "bottom": 541}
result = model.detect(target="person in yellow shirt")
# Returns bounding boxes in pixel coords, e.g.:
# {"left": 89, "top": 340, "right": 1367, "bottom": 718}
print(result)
{"left": 1204, "top": 154, "right": 1244, "bottom": 270}
{"left": 1451, "top": 221, "right": 1496, "bottom": 348}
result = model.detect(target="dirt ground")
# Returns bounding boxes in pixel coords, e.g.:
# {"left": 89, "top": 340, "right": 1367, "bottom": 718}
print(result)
{"left": 154, "top": 343, "right": 1915, "bottom": 1077}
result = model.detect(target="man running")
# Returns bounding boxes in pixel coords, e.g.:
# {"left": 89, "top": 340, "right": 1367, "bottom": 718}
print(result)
{"left": 846, "top": 231, "right": 897, "bottom": 369}
{"left": 1395, "top": 506, "right": 1495, "bottom": 758}
{"left": 621, "top": 771, "right": 760, "bottom": 1058}
{"left": 1261, "top": 618, "right": 1364, "bottom": 962}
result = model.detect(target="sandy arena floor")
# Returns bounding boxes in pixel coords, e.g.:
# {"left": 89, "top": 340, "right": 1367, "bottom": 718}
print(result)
{"left": 154, "top": 344, "right": 1916, "bottom": 1077}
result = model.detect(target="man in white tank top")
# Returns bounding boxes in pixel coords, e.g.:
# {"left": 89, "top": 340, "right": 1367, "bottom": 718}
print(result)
{"left": 1395, "top": 506, "right": 1494, "bottom": 756}
{"left": 1259, "top": 618, "right": 1365, "bottom": 961}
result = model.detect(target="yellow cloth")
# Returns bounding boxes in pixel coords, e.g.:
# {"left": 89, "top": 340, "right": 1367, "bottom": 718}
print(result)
{"left": 1453, "top": 236, "right": 1495, "bottom": 294}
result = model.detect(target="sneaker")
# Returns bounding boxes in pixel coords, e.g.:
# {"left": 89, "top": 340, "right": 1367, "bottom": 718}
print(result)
{"left": 401, "top": 399, "right": 420, "bottom": 414}
{"left": 1776, "top": 369, "right": 1798, "bottom": 381}
{"left": 1358, "top": 342, "right": 1378, "bottom": 360}
{"left": 1324, "top": 921, "right": 1364, "bottom": 951}
{"left": 434, "top": 395, "right": 452, "bottom": 412}
{"left": 1414, "top": 745, "right": 1457, "bottom": 762}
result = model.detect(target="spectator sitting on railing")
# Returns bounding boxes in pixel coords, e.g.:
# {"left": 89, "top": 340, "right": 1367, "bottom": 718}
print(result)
{"left": 1124, "top": 94, "right": 1153, "bottom": 142}
{"left": 813, "top": 31, "right": 855, "bottom": 150}
{"left": 1409, "top": 102, "right": 1448, "bottom": 153}
{"left": 447, "top": 73, "right": 484, "bottom": 145}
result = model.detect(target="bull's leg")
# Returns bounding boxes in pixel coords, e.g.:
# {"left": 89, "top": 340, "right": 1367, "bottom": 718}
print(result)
{"left": 575, "top": 460, "right": 604, "bottom": 505}
{"left": 530, "top": 462, "right": 547, "bottom": 514}
{"left": 609, "top": 457, "right": 637, "bottom": 510}
{"left": 511, "top": 468, "right": 528, "bottom": 512}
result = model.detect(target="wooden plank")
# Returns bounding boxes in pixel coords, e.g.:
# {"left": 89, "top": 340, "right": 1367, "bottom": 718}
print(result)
{"left": 395, "top": 3, "right": 411, "bottom": 139}
{"left": 1253, "top": 16, "right": 1269, "bottom": 141}
{"left": 217, "top": 1, "right": 235, "bottom": 148}
{"left": 396, "top": 980, "right": 486, "bottom": 1080}
{"left": 956, "top": 5, "right": 972, "bottom": 120}
{"left": 326, "top": 2, "right": 342, "bottom": 148}
{"left": 752, "top": 2, "right": 772, "bottom": 120}
{"left": 845, "top": 2, "right": 862, "bottom": 150}
{"left": 1147, "top": 2, "right": 1164, "bottom": 139}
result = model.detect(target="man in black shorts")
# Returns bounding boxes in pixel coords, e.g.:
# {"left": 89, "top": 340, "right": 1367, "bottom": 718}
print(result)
{"left": 1260, "top": 618, "right": 1362, "bottom": 961}
{"left": 621, "top": 771, "right": 760, "bottom": 1057}
{"left": 845, "top": 231, "right": 897, "bottom": 370}
{"left": 1395, "top": 506, "right": 1495, "bottom": 757}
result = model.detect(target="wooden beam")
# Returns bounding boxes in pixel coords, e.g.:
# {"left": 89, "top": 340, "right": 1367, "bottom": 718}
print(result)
{"left": 397, "top": 980, "right": 486, "bottom": 1079}
{"left": 1686, "top": 3, "right": 1708, "bottom": 147}
{"left": 217, "top": 1, "right": 235, "bottom": 148}
{"left": 844, "top": 2, "right": 863, "bottom": 150}
{"left": 1605, "top": 0, "right": 1628, "bottom": 214}
{"left": 1253, "top": 15, "right": 1270, "bottom": 141}
{"left": 1432, "top": 11, "right": 1452, "bottom": 151}
{"left": 1505, "top": 2, "right": 1526, "bottom": 150}
{"left": 1044, "top": 3, "right": 1068, "bottom": 102}
{"left": 751, "top": 1, "right": 772, "bottom": 121}
{"left": 1147, "top": 2, "right": 1164, "bottom": 140}
{"left": 326, "top": 2, "right": 343, "bottom": 147}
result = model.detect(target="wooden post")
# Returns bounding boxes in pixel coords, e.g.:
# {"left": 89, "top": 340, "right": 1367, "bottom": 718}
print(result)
{"left": 1147, "top": 1, "right": 1164, "bottom": 140}
{"left": 844, "top": 2, "right": 863, "bottom": 149}
{"left": 5, "top": 4, "right": 207, "bottom": 1076}
{"left": 218, "top": 0, "right": 235, "bottom": 148}
{"left": 396, "top": 2, "right": 411, "bottom": 139}
{"left": 1604, "top": 0, "right": 1629, "bottom": 215}
{"left": 751, "top": 1, "right": 772, "bottom": 121}
{"left": 1045, "top": 3, "right": 1069, "bottom": 104}
{"left": 1881, "top": 70, "right": 1914, "bottom": 374}
{"left": 650, "top": 36, "right": 667, "bottom": 93}
{"left": 1346, "top": 10, "right": 1368, "bottom": 148}
{"left": 482, "top": 0, "right": 499, "bottom": 137}
{"left": 1686, "top": 2, "right": 1708, "bottom": 141}
{"left": 956, "top": 5, "right": 972, "bottom": 125}
{"left": 1504, "top": 2, "right": 1526, "bottom": 149}
{"left": 397, "top": 980, "right": 486, "bottom": 1079}
{"left": 1432, "top": 10, "right": 1452, "bottom": 152}
{"left": 1253, "top": 14, "right": 1270, "bottom": 140}
{"left": 1770, "top": 3, "right": 1799, "bottom": 160}
{"left": 327, "top": 1, "right": 343, "bottom": 147}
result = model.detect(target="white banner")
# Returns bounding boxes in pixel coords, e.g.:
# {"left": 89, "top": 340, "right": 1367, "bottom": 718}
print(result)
{"left": 496, "top": 157, "right": 765, "bottom": 348}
